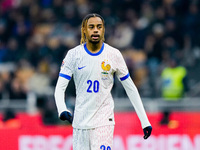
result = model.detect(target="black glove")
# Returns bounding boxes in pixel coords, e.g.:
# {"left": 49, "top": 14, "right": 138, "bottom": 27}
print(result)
{"left": 59, "top": 111, "right": 73, "bottom": 124}
{"left": 143, "top": 126, "right": 152, "bottom": 139}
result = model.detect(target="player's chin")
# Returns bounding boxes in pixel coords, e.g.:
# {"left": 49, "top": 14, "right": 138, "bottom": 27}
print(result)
{"left": 90, "top": 39, "right": 101, "bottom": 44}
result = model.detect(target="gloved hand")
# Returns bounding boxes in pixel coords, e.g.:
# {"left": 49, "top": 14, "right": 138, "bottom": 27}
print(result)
{"left": 59, "top": 111, "right": 73, "bottom": 124}
{"left": 143, "top": 126, "right": 152, "bottom": 139}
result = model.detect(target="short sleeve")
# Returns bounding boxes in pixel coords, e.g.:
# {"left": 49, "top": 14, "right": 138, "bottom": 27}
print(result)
{"left": 115, "top": 50, "right": 130, "bottom": 81}
{"left": 59, "top": 50, "right": 75, "bottom": 80}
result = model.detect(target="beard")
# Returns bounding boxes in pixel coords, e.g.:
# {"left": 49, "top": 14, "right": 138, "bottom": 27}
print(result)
{"left": 88, "top": 35, "right": 101, "bottom": 44}
{"left": 88, "top": 39, "right": 100, "bottom": 44}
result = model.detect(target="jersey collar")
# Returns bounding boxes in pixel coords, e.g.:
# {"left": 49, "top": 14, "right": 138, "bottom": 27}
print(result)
{"left": 84, "top": 43, "right": 104, "bottom": 56}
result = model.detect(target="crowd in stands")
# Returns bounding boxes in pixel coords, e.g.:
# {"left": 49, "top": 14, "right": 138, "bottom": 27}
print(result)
{"left": 0, "top": 0, "right": 200, "bottom": 101}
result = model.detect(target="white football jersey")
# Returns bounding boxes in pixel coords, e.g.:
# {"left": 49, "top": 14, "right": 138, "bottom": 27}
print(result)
{"left": 59, "top": 43, "right": 129, "bottom": 129}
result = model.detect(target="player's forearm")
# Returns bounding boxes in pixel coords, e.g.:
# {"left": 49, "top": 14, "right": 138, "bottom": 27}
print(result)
{"left": 121, "top": 76, "right": 151, "bottom": 128}
{"left": 54, "top": 76, "right": 70, "bottom": 116}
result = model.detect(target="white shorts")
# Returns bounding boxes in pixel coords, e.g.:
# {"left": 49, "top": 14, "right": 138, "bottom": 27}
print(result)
{"left": 73, "top": 125, "right": 114, "bottom": 150}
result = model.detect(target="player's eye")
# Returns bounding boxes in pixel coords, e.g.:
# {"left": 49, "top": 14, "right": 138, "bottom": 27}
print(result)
{"left": 89, "top": 26, "right": 94, "bottom": 29}
{"left": 97, "top": 25, "right": 102, "bottom": 28}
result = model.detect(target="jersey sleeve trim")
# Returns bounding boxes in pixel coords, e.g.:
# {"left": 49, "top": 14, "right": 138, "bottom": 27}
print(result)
{"left": 120, "top": 73, "right": 130, "bottom": 81}
{"left": 59, "top": 73, "right": 71, "bottom": 80}
{"left": 84, "top": 43, "right": 104, "bottom": 56}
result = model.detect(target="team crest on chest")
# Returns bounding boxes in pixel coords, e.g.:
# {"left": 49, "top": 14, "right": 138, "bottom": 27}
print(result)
{"left": 101, "top": 60, "right": 111, "bottom": 79}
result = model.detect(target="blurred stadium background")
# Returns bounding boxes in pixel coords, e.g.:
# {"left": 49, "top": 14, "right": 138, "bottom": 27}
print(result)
{"left": 0, "top": 0, "right": 200, "bottom": 150}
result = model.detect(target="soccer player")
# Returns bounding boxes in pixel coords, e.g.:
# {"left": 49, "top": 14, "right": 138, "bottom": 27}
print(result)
{"left": 54, "top": 13, "right": 152, "bottom": 150}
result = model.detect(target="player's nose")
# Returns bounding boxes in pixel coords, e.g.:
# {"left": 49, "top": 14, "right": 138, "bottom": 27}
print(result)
{"left": 93, "top": 26, "right": 99, "bottom": 33}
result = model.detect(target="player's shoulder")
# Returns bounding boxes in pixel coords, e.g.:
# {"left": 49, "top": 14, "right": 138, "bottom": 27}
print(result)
{"left": 68, "top": 44, "right": 83, "bottom": 54}
{"left": 104, "top": 43, "right": 121, "bottom": 53}
{"left": 104, "top": 43, "right": 122, "bottom": 57}
{"left": 64, "top": 44, "right": 83, "bottom": 58}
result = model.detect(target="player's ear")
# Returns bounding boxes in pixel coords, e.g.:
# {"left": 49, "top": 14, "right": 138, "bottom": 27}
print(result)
{"left": 83, "top": 27, "right": 86, "bottom": 33}
{"left": 82, "top": 26, "right": 87, "bottom": 35}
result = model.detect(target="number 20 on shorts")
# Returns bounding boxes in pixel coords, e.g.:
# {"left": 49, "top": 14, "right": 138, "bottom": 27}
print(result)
{"left": 100, "top": 145, "right": 111, "bottom": 150}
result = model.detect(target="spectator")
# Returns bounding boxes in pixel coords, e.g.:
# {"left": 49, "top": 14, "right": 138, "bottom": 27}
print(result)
{"left": 9, "top": 77, "right": 27, "bottom": 100}
{"left": 3, "top": 37, "right": 20, "bottom": 62}
{"left": 0, "top": 20, "right": 7, "bottom": 42}
{"left": 160, "top": 58, "right": 188, "bottom": 125}
{"left": 0, "top": 40, "right": 7, "bottom": 62}
{"left": 0, "top": 78, "right": 6, "bottom": 99}
{"left": 183, "top": 3, "right": 200, "bottom": 48}
{"left": 28, "top": 60, "right": 51, "bottom": 95}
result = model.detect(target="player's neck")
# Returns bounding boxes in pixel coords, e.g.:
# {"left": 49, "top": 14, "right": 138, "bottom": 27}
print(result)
{"left": 86, "top": 41, "right": 103, "bottom": 53}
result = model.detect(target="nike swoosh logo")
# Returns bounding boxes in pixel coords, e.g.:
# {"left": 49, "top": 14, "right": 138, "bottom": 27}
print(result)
{"left": 78, "top": 66, "right": 86, "bottom": 70}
